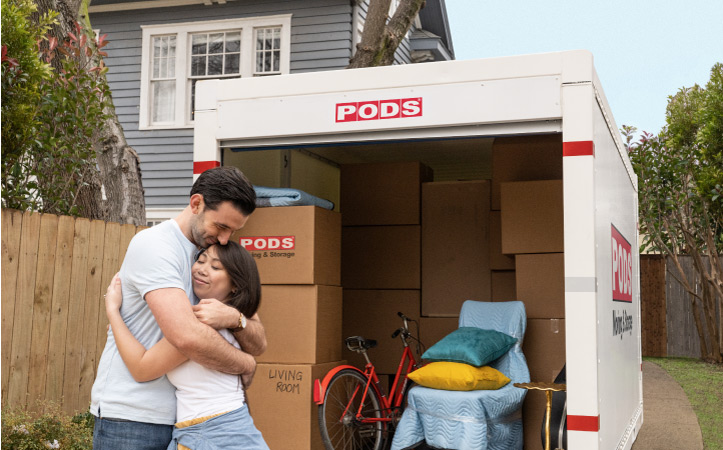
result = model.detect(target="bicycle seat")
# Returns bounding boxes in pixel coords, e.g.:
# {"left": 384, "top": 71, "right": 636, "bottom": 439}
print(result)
{"left": 345, "top": 336, "right": 377, "bottom": 353}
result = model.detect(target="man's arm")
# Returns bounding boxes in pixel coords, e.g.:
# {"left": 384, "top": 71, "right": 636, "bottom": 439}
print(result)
{"left": 146, "top": 287, "right": 256, "bottom": 375}
{"left": 192, "top": 298, "right": 267, "bottom": 356}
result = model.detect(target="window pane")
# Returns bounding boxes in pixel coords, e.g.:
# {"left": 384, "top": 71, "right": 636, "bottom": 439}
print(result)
{"left": 167, "top": 50, "right": 175, "bottom": 77}
{"left": 191, "top": 55, "right": 206, "bottom": 76}
{"left": 256, "top": 32, "right": 264, "bottom": 51}
{"left": 168, "top": 36, "right": 176, "bottom": 58}
{"left": 225, "top": 54, "right": 240, "bottom": 74}
{"left": 160, "top": 36, "right": 168, "bottom": 57}
{"left": 192, "top": 34, "right": 207, "bottom": 55}
{"left": 190, "top": 79, "right": 198, "bottom": 122}
{"left": 273, "top": 51, "right": 280, "bottom": 72}
{"left": 153, "top": 37, "right": 162, "bottom": 56}
{"left": 264, "top": 53, "right": 271, "bottom": 72}
{"left": 207, "top": 54, "right": 223, "bottom": 75}
{"left": 256, "top": 53, "right": 263, "bottom": 72}
{"left": 152, "top": 80, "right": 175, "bottom": 123}
{"left": 225, "top": 32, "right": 240, "bottom": 52}
{"left": 208, "top": 33, "right": 224, "bottom": 54}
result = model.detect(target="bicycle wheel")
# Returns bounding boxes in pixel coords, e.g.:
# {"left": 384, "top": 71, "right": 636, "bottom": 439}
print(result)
{"left": 318, "top": 369, "right": 385, "bottom": 450}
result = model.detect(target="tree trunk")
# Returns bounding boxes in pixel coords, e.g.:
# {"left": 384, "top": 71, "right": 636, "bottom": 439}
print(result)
{"left": 96, "top": 110, "right": 146, "bottom": 225}
{"left": 348, "top": 0, "right": 426, "bottom": 69}
{"left": 33, "top": 0, "right": 146, "bottom": 225}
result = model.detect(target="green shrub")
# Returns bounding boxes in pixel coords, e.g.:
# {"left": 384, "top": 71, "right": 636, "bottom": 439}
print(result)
{"left": 1, "top": 0, "right": 112, "bottom": 216}
{"left": 1, "top": 407, "right": 94, "bottom": 450}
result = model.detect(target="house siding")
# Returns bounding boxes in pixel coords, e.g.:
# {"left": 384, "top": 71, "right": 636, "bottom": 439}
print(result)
{"left": 91, "top": 0, "right": 354, "bottom": 208}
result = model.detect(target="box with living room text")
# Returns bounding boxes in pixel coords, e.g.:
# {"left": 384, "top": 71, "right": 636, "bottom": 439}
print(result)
{"left": 230, "top": 206, "right": 341, "bottom": 285}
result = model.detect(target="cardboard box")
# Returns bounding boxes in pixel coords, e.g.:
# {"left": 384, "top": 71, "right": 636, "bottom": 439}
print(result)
{"left": 420, "top": 317, "right": 459, "bottom": 349}
{"left": 257, "top": 285, "right": 342, "bottom": 364}
{"left": 522, "top": 392, "right": 548, "bottom": 450}
{"left": 523, "top": 319, "right": 566, "bottom": 383}
{"left": 341, "top": 161, "right": 433, "bottom": 226}
{"left": 491, "top": 134, "right": 562, "bottom": 210}
{"left": 490, "top": 211, "right": 515, "bottom": 270}
{"left": 491, "top": 270, "right": 517, "bottom": 301}
{"left": 521, "top": 318, "right": 566, "bottom": 450}
{"left": 247, "top": 361, "right": 340, "bottom": 450}
{"left": 342, "top": 226, "right": 420, "bottom": 289}
{"left": 500, "top": 180, "right": 564, "bottom": 254}
{"left": 342, "top": 290, "right": 422, "bottom": 374}
{"left": 516, "top": 253, "right": 564, "bottom": 319}
{"left": 421, "top": 181, "right": 491, "bottom": 317}
{"left": 231, "top": 206, "right": 341, "bottom": 285}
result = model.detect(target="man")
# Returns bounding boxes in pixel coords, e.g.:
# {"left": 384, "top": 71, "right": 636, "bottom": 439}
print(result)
{"left": 90, "top": 167, "right": 267, "bottom": 449}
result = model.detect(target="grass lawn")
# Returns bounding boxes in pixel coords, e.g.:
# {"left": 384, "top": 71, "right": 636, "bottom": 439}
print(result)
{"left": 645, "top": 357, "right": 723, "bottom": 450}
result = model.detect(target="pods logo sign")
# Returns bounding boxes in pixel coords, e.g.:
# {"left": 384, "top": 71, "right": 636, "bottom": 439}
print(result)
{"left": 335, "top": 98, "right": 423, "bottom": 122}
{"left": 238, "top": 236, "right": 295, "bottom": 251}
{"left": 611, "top": 224, "right": 632, "bottom": 302}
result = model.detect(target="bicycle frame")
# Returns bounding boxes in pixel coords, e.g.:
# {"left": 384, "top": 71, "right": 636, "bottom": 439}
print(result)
{"left": 313, "top": 338, "right": 417, "bottom": 425}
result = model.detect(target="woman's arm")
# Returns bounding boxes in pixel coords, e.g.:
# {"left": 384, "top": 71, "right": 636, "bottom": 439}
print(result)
{"left": 105, "top": 274, "right": 188, "bottom": 382}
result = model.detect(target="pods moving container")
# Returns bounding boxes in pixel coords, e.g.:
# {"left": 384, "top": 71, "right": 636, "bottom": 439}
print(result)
{"left": 194, "top": 50, "right": 642, "bottom": 450}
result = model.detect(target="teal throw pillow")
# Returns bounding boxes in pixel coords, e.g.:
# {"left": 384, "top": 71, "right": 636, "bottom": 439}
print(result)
{"left": 422, "top": 327, "right": 517, "bottom": 367}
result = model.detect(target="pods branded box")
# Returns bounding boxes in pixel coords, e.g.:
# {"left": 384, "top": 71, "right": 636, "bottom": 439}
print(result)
{"left": 231, "top": 206, "right": 340, "bottom": 285}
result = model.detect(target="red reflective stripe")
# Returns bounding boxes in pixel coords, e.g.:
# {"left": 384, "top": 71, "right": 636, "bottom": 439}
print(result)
{"left": 568, "top": 415, "right": 600, "bottom": 432}
{"left": 193, "top": 160, "right": 220, "bottom": 174}
{"left": 563, "top": 141, "right": 594, "bottom": 157}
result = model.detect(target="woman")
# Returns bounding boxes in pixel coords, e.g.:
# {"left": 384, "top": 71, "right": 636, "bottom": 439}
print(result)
{"left": 105, "top": 241, "right": 269, "bottom": 450}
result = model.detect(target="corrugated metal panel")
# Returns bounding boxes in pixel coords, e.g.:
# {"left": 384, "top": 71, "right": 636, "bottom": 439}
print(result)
{"left": 91, "top": 0, "right": 354, "bottom": 208}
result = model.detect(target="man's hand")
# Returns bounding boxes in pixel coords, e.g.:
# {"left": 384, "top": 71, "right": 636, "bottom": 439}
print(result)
{"left": 193, "top": 298, "right": 239, "bottom": 330}
{"left": 241, "top": 363, "right": 257, "bottom": 388}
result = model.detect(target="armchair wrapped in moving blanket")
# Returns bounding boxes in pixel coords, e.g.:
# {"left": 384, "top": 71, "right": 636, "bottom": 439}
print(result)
{"left": 392, "top": 301, "right": 530, "bottom": 450}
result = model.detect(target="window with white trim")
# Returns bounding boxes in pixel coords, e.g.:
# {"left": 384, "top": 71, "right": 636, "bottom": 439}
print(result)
{"left": 140, "top": 15, "right": 291, "bottom": 129}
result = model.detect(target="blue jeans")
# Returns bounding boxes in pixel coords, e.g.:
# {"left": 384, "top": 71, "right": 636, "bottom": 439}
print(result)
{"left": 93, "top": 415, "right": 173, "bottom": 450}
{"left": 170, "top": 405, "right": 269, "bottom": 450}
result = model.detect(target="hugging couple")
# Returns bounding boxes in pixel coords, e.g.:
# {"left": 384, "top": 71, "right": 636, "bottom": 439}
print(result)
{"left": 90, "top": 167, "right": 270, "bottom": 450}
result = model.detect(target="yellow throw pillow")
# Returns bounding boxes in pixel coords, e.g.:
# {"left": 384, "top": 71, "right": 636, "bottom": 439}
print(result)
{"left": 408, "top": 362, "right": 511, "bottom": 391}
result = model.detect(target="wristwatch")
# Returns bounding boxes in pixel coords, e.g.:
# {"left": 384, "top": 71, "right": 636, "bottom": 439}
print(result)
{"left": 235, "top": 313, "right": 247, "bottom": 331}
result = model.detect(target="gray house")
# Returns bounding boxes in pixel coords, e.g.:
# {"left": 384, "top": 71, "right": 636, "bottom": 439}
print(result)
{"left": 88, "top": 0, "right": 455, "bottom": 225}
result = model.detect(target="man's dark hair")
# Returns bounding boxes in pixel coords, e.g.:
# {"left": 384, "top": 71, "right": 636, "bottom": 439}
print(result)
{"left": 191, "top": 166, "right": 256, "bottom": 216}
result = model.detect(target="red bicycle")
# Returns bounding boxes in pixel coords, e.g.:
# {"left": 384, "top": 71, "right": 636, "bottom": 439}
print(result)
{"left": 314, "top": 312, "right": 424, "bottom": 450}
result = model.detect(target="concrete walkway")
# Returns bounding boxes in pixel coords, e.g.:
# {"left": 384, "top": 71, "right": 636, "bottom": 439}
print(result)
{"left": 631, "top": 361, "right": 703, "bottom": 450}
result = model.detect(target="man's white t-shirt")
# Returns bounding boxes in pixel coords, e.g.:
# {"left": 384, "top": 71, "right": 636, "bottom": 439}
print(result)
{"left": 90, "top": 219, "right": 197, "bottom": 424}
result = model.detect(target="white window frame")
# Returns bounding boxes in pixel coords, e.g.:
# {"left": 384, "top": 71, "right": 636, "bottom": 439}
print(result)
{"left": 139, "top": 15, "right": 292, "bottom": 130}
{"left": 145, "top": 208, "right": 184, "bottom": 227}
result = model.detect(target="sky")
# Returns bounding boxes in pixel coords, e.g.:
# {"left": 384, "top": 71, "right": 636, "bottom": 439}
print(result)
{"left": 445, "top": 0, "right": 723, "bottom": 139}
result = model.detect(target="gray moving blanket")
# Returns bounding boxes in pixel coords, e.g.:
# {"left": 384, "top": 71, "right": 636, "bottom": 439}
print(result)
{"left": 254, "top": 186, "right": 334, "bottom": 210}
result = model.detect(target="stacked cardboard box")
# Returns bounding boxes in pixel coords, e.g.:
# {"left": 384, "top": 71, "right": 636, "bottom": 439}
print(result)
{"left": 231, "top": 206, "right": 343, "bottom": 450}
{"left": 492, "top": 136, "right": 566, "bottom": 450}
{"left": 341, "top": 162, "right": 431, "bottom": 374}
{"left": 421, "top": 180, "right": 491, "bottom": 317}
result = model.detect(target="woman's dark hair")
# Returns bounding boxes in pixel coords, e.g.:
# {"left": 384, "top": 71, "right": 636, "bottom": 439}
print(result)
{"left": 190, "top": 166, "right": 257, "bottom": 216}
{"left": 199, "top": 242, "right": 261, "bottom": 317}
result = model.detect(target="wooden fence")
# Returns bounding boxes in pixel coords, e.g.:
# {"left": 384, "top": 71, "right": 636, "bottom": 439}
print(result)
{"left": 1, "top": 209, "right": 146, "bottom": 414}
{"left": 640, "top": 254, "right": 721, "bottom": 358}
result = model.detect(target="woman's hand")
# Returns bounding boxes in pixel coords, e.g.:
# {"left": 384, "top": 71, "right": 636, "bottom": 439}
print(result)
{"left": 105, "top": 273, "right": 123, "bottom": 316}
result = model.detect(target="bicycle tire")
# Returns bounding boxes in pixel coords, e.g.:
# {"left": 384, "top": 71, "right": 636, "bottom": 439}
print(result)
{"left": 318, "top": 369, "right": 385, "bottom": 450}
